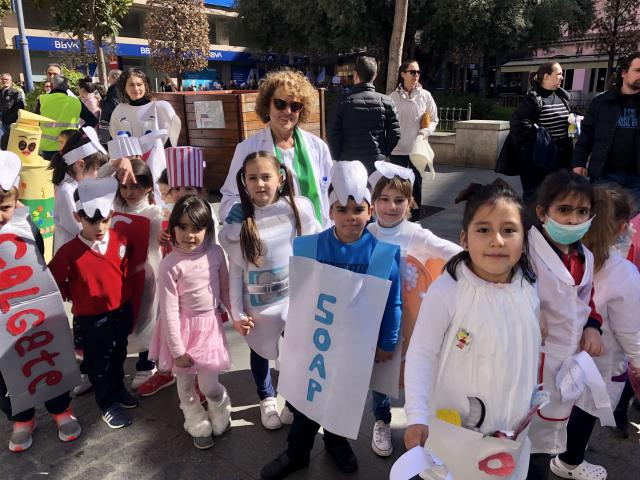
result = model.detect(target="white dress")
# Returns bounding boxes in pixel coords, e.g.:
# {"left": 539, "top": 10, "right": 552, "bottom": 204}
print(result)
{"left": 53, "top": 174, "right": 80, "bottom": 254}
{"left": 405, "top": 263, "right": 541, "bottom": 479}
{"left": 219, "top": 196, "right": 320, "bottom": 359}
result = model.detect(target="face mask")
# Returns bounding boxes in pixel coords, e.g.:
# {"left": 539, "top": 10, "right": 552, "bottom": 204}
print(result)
{"left": 543, "top": 216, "right": 594, "bottom": 245}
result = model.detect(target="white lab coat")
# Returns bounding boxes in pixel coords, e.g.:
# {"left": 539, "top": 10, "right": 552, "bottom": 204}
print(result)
{"left": 53, "top": 174, "right": 80, "bottom": 254}
{"left": 220, "top": 127, "right": 333, "bottom": 227}
{"left": 527, "top": 227, "right": 596, "bottom": 454}
{"left": 577, "top": 251, "right": 640, "bottom": 417}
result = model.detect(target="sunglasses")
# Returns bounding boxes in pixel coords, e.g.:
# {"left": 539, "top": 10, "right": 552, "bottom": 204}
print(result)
{"left": 405, "top": 70, "right": 421, "bottom": 76}
{"left": 273, "top": 98, "right": 304, "bottom": 113}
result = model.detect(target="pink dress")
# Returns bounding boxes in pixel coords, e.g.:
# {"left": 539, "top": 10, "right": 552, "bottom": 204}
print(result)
{"left": 149, "top": 242, "right": 231, "bottom": 374}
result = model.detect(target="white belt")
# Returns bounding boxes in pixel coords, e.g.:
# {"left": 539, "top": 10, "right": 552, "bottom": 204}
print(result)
{"left": 245, "top": 278, "right": 289, "bottom": 294}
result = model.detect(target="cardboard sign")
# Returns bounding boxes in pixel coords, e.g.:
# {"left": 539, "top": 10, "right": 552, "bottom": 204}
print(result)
{"left": 0, "top": 209, "right": 80, "bottom": 415}
{"left": 278, "top": 256, "right": 390, "bottom": 439}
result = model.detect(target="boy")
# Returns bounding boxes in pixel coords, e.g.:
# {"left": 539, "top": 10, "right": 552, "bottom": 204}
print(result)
{"left": 49, "top": 176, "right": 138, "bottom": 429}
{"left": 0, "top": 151, "right": 80, "bottom": 452}
{"left": 261, "top": 161, "right": 402, "bottom": 479}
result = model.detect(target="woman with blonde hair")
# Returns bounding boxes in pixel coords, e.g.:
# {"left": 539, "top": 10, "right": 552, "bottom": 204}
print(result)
{"left": 221, "top": 68, "right": 333, "bottom": 227}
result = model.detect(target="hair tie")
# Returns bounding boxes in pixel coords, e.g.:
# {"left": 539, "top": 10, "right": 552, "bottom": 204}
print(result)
{"left": 455, "top": 183, "right": 483, "bottom": 204}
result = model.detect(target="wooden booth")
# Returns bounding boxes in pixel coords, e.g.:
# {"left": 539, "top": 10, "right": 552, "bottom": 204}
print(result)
{"left": 154, "top": 90, "right": 326, "bottom": 191}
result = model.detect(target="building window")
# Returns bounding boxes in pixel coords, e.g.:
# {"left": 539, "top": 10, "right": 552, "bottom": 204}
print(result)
{"left": 208, "top": 19, "right": 217, "bottom": 44}
{"left": 564, "top": 69, "right": 574, "bottom": 90}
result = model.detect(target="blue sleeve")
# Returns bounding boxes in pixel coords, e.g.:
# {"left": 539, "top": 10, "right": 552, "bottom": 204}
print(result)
{"left": 377, "top": 248, "right": 402, "bottom": 352}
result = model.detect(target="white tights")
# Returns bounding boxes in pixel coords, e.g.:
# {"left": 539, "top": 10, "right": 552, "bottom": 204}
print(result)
{"left": 176, "top": 369, "right": 224, "bottom": 405}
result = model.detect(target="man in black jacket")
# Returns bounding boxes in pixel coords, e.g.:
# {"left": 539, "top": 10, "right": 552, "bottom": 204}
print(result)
{"left": 329, "top": 56, "right": 400, "bottom": 174}
{"left": 101, "top": 69, "right": 121, "bottom": 124}
{"left": 573, "top": 52, "right": 640, "bottom": 205}
{"left": 0, "top": 73, "right": 25, "bottom": 135}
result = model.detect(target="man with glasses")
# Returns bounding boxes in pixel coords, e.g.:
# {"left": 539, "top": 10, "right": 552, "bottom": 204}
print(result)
{"left": 0, "top": 73, "right": 25, "bottom": 139}
{"left": 329, "top": 56, "right": 400, "bottom": 174}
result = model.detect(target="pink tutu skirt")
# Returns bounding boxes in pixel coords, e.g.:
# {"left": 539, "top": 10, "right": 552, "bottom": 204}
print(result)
{"left": 149, "top": 308, "right": 231, "bottom": 374}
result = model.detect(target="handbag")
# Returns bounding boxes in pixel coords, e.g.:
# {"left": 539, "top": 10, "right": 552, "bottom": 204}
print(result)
{"left": 532, "top": 124, "right": 557, "bottom": 173}
{"left": 495, "top": 132, "right": 519, "bottom": 176}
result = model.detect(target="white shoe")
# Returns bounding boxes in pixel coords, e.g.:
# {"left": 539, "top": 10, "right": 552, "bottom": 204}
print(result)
{"left": 71, "top": 374, "right": 92, "bottom": 397}
{"left": 207, "top": 388, "right": 232, "bottom": 436}
{"left": 279, "top": 404, "right": 294, "bottom": 425}
{"left": 260, "top": 397, "right": 282, "bottom": 430}
{"left": 371, "top": 420, "right": 393, "bottom": 457}
{"left": 550, "top": 457, "right": 607, "bottom": 480}
{"left": 131, "top": 370, "right": 154, "bottom": 390}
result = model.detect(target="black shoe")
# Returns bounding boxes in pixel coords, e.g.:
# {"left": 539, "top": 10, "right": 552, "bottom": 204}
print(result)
{"left": 102, "top": 404, "right": 133, "bottom": 429}
{"left": 633, "top": 398, "right": 640, "bottom": 410}
{"left": 260, "top": 451, "right": 309, "bottom": 480}
{"left": 325, "top": 441, "right": 358, "bottom": 473}
{"left": 118, "top": 389, "right": 139, "bottom": 409}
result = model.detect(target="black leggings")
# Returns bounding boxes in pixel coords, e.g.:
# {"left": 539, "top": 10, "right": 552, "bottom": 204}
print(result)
{"left": 558, "top": 406, "right": 597, "bottom": 466}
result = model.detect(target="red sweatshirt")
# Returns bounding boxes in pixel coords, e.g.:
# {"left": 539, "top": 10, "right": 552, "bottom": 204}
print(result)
{"left": 48, "top": 230, "right": 129, "bottom": 316}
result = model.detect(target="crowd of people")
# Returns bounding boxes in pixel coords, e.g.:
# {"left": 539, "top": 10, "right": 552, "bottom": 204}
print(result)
{"left": 0, "top": 51, "right": 638, "bottom": 480}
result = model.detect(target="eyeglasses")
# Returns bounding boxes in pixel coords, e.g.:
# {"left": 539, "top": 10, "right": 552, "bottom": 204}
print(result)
{"left": 273, "top": 98, "right": 304, "bottom": 113}
{"left": 405, "top": 70, "right": 421, "bottom": 76}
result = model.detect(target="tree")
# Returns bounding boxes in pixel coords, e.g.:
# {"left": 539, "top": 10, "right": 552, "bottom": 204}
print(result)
{"left": 0, "top": 0, "right": 10, "bottom": 23}
{"left": 591, "top": 0, "right": 640, "bottom": 84}
{"left": 145, "top": 0, "right": 210, "bottom": 89}
{"left": 386, "top": 0, "right": 408, "bottom": 93}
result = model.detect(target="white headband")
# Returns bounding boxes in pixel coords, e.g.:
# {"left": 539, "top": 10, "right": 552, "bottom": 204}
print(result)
{"left": 329, "top": 161, "right": 371, "bottom": 206}
{"left": 63, "top": 127, "right": 106, "bottom": 165}
{"left": 368, "top": 160, "right": 415, "bottom": 190}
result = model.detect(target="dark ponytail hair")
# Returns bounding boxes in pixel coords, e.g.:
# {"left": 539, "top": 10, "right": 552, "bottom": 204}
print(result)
{"left": 445, "top": 179, "right": 536, "bottom": 284}
{"left": 611, "top": 52, "right": 640, "bottom": 89}
{"left": 529, "top": 62, "right": 560, "bottom": 90}
{"left": 168, "top": 195, "right": 215, "bottom": 246}
{"left": 117, "top": 68, "right": 151, "bottom": 103}
{"left": 114, "top": 157, "right": 154, "bottom": 208}
{"left": 236, "top": 151, "right": 302, "bottom": 266}
{"left": 48, "top": 130, "right": 107, "bottom": 185}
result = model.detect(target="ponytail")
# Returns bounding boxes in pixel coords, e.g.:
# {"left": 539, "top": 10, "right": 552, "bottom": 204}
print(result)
{"left": 49, "top": 152, "right": 69, "bottom": 186}
{"left": 236, "top": 166, "right": 264, "bottom": 266}
{"left": 280, "top": 164, "right": 302, "bottom": 236}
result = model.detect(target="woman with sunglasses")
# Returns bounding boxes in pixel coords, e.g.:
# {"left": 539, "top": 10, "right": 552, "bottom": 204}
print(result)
{"left": 389, "top": 60, "right": 439, "bottom": 222}
{"left": 221, "top": 69, "right": 333, "bottom": 227}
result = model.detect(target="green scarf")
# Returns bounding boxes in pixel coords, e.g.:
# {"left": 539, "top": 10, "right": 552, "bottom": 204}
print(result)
{"left": 272, "top": 127, "right": 322, "bottom": 223}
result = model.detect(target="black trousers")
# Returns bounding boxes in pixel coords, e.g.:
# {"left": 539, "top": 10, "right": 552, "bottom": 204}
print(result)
{"left": 389, "top": 155, "right": 422, "bottom": 210}
{"left": 0, "top": 373, "right": 70, "bottom": 422}
{"left": 615, "top": 377, "right": 635, "bottom": 420}
{"left": 557, "top": 406, "right": 597, "bottom": 466}
{"left": 286, "top": 405, "right": 350, "bottom": 462}
{"left": 78, "top": 304, "right": 132, "bottom": 411}
{"left": 527, "top": 453, "right": 551, "bottom": 480}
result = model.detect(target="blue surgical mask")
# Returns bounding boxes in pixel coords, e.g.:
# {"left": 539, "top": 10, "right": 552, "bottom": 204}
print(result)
{"left": 543, "top": 216, "right": 594, "bottom": 245}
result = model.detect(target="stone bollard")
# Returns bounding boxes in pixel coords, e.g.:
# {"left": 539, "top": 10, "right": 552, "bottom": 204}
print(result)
{"left": 453, "top": 120, "right": 510, "bottom": 169}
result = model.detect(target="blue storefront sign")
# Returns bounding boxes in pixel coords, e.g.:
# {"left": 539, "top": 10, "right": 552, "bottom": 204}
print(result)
{"left": 203, "top": 0, "right": 234, "bottom": 7}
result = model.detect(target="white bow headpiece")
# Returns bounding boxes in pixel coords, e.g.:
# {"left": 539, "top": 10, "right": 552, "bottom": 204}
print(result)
{"left": 368, "top": 160, "right": 415, "bottom": 190}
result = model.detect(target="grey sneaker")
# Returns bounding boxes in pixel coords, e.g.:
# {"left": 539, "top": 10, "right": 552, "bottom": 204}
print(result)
{"left": 193, "top": 435, "right": 214, "bottom": 450}
{"left": 9, "top": 418, "right": 36, "bottom": 452}
{"left": 53, "top": 409, "right": 81, "bottom": 442}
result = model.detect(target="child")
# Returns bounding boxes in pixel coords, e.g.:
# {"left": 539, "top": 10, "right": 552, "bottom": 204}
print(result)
{"left": 149, "top": 195, "right": 232, "bottom": 450}
{"left": 100, "top": 138, "right": 165, "bottom": 391}
{"left": 0, "top": 151, "right": 81, "bottom": 452}
{"left": 551, "top": 186, "right": 640, "bottom": 480}
{"left": 57, "top": 129, "right": 76, "bottom": 152}
{"left": 526, "top": 170, "right": 603, "bottom": 479}
{"left": 367, "top": 161, "right": 461, "bottom": 457}
{"left": 260, "top": 161, "right": 402, "bottom": 479}
{"left": 404, "top": 180, "right": 541, "bottom": 479}
{"left": 158, "top": 168, "right": 171, "bottom": 206}
{"left": 219, "top": 151, "right": 320, "bottom": 431}
{"left": 49, "top": 177, "right": 138, "bottom": 429}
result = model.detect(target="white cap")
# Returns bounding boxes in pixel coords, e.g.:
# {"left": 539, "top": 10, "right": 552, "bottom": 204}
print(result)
{"left": 0, "top": 151, "right": 21, "bottom": 191}
{"left": 328, "top": 161, "right": 370, "bottom": 206}
{"left": 368, "top": 160, "right": 415, "bottom": 190}
{"left": 108, "top": 135, "right": 142, "bottom": 160}
{"left": 76, "top": 177, "right": 118, "bottom": 218}
{"left": 63, "top": 127, "right": 106, "bottom": 165}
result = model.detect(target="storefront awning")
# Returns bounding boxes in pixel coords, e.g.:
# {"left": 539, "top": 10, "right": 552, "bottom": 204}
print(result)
{"left": 501, "top": 56, "right": 610, "bottom": 73}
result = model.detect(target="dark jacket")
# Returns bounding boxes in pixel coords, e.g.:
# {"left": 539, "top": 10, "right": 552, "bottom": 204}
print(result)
{"left": 0, "top": 86, "right": 24, "bottom": 126}
{"left": 100, "top": 84, "right": 120, "bottom": 124}
{"left": 328, "top": 82, "right": 401, "bottom": 172}
{"left": 572, "top": 88, "right": 640, "bottom": 178}
{"left": 510, "top": 87, "right": 571, "bottom": 146}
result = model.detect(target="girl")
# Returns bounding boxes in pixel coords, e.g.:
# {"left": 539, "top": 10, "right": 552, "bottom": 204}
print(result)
{"left": 551, "top": 186, "right": 640, "bottom": 480}
{"left": 78, "top": 78, "right": 101, "bottom": 120}
{"left": 57, "top": 129, "right": 76, "bottom": 152}
{"left": 99, "top": 157, "right": 165, "bottom": 391}
{"left": 149, "top": 195, "right": 232, "bottom": 450}
{"left": 367, "top": 161, "right": 461, "bottom": 457}
{"left": 526, "top": 170, "right": 604, "bottom": 480}
{"left": 404, "top": 180, "right": 541, "bottom": 480}
{"left": 219, "top": 151, "right": 320, "bottom": 431}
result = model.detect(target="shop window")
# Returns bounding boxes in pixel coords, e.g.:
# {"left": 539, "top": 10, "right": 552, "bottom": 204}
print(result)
{"left": 563, "top": 69, "right": 574, "bottom": 90}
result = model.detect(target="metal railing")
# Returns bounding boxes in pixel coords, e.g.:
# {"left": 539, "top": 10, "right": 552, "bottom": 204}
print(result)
{"left": 436, "top": 103, "right": 472, "bottom": 132}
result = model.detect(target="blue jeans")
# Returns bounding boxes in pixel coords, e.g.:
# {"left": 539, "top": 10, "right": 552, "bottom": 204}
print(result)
{"left": 597, "top": 173, "right": 640, "bottom": 211}
{"left": 371, "top": 390, "right": 391, "bottom": 423}
{"left": 250, "top": 349, "right": 275, "bottom": 400}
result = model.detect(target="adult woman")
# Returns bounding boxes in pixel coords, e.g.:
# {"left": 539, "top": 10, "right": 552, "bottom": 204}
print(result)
{"left": 220, "top": 68, "right": 332, "bottom": 227}
{"left": 78, "top": 78, "right": 101, "bottom": 119}
{"left": 109, "top": 68, "right": 181, "bottom": 192}
{"left": 510, "top": 62, "right": 573, "bottom": 202}
{"left": 389, "top": 60, "right": 439, "bottom": 222}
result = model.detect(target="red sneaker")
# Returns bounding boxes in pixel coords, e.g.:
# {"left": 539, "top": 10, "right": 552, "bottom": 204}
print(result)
{"left": 52, "top": 408, "right": 81, "bottom": 442}
{"left": 137, "top": 372, "right": 176, "bottom": 397}
{"left": 9, "top": 418, "right": 36, "bottom": 452}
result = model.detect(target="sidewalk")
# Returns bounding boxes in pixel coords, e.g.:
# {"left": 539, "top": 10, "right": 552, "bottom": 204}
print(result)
{"left": 1, "top": 165, "right": 639, "bottom": 479}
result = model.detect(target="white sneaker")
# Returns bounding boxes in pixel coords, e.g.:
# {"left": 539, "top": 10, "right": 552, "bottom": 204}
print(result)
{"left": 279, "top": 404, "right": 294, "bottom": 425}
{"left": 371, "top": 420, "right": 393, "bottom": 457}
{"left": 260, "top": 397, "right": 282, "bottom": 430}
{"left": 550, "top": 457, "right": 607, "bottom": 480}
{"left": 71, "top": 374, "right": 92, "bottom": 397}
{"left": 131, "top": 370, "right": 154, "bottom": 390}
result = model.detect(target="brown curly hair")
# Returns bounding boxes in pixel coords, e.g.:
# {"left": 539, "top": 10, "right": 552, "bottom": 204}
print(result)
{"left": 254, "top": 69, "right": 316, "bottom": 125}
